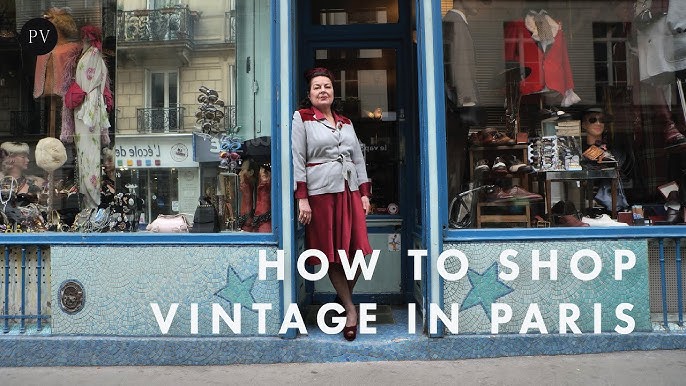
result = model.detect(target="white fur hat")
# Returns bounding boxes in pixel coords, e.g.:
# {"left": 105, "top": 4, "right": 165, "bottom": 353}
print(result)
{"left": 35, "top": 137, "right": 67, "bottom": 172}
{"left": 1, "top": 141, "right": 30, "bottom": 155}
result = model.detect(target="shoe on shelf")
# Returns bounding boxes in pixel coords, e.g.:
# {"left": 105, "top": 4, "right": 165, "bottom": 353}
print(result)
{"left": 492, "top": 156, "right": 508, "bottom": 174}
{"left": 479, "top": 128, "right": 516, "bottom": 146}
{"left": 487, "top": 185, "right": 542, "bottom": 202}
{"left": 666, "top": 208, "right": 682, "bottom": 224}
{"left": 665, "top": 123, "right": 686, "bottom": 147}
{"left": 507, "top": 155, "right": 534, "bottom": 173}
{"left": 665, "top": 191, "right": 682, "bottom": 223}
{"left": 557, "top": 214, "right": 590, "bottom": 227}
{"left": 503, "top": 185, "right": 543, "bottom": 201}
{"left": 664, "top": 191, "right": 681, "bottom": 211}
{"left": 490, "top": 131, "right": 516, "bottom": 146}
{"left": 474, "top": 159, "right": 490, "bottom": 172}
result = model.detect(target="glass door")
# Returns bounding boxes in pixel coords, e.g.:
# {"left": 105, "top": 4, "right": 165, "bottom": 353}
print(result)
{"left": 313, "top": 47, "right": 402, "bottom": 216}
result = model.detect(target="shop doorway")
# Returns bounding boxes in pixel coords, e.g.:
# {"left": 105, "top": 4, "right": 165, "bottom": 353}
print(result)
{"left": 297, "top": 0, "right": 418, "bottom": 308}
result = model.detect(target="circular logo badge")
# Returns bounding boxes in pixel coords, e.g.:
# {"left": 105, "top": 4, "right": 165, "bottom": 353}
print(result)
{"left": 387, "top": 203, "right": 399, "bottom": 215}
{"left": 170, "top": 143, "right": 188, "bottom": 162}
{"left": 20, "top": 18, "right": 58, "bottom": 56}
{"left": 59, "top": 280, "right": 85, "bottom": 314}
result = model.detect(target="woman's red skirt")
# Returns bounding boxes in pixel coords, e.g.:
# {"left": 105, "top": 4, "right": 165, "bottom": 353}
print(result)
{"left": 305, "top": 186, "right": 372, "bottom": 265}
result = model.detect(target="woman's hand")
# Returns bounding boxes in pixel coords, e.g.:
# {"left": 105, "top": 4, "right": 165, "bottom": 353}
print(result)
{"left": 361, "top": 196, "right": 370, "bottom": 215}
{"left": 298, "top": 198, "right": 312, "bottom": 225}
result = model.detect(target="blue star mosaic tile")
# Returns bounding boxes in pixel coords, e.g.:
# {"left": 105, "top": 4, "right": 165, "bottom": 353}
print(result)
{"left": 50, "top": 246, "right": 281, "bottom": 336}
{"left": 443, "top": 240, "right": 651, "bottom": 334}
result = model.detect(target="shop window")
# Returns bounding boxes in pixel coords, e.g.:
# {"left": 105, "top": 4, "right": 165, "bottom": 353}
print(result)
{"left": 442, "top": 0, "right": 686, "bottom": 230}
{"left": 0, "top": 0, "right": 274, "bottom": 235}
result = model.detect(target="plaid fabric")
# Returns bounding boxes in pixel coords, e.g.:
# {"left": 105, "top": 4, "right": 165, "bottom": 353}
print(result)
{"left": 634, "top": 84, "right": 672, "bottom": 202}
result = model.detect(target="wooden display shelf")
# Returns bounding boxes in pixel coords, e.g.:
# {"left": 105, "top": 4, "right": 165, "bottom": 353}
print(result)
{"left": 476, "top": 201, "right": 531, "bottom": 228}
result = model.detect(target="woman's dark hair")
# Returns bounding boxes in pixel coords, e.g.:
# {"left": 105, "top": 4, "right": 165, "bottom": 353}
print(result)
{"left": 299, "top": 67, "right": 336, "bottom": 109}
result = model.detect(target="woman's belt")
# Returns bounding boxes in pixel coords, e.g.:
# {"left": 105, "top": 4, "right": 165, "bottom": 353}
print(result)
{"left": 306, "top": 154, "right": 345, "bottom": 167}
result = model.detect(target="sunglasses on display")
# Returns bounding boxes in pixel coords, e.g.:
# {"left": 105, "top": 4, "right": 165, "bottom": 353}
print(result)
{"left": 587, "top": 117, "right": 605, "bottom": 124}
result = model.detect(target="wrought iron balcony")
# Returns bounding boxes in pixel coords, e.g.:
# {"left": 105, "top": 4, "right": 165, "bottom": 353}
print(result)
{"left": 118, "top": 6, "right": 196, "bottom": 43}
{"left": 136, "top": 106, "right": 185, "bottom": 134}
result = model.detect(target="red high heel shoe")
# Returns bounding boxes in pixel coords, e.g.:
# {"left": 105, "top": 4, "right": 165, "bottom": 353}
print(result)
{"left": 343, "top": 324, "right": 357, "bottom": 341}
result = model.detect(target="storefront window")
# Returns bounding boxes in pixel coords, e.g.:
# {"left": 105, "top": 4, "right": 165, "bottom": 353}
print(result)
{"left": 0, "top": 0, "right": 273, "bottom": 234}
{"left": 444, "top": 0, "right": 686, "bottom": 230}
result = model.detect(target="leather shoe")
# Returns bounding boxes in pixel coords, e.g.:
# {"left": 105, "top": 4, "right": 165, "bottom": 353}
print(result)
{"left": 479, "top": 128, "right": 516, "bottom": 146}
{"left": 665, "top": 191, "right": 682, "bottom": 223}
{"left": 507, "top": 155, "right": 534, "bottom": 173}
{"left": 556, "top": 214, "right": 590, "bottom": 227}
{"left": 666, "top": 208, "right": 682, "bottom": 224}
{"left": 492, "top": 157, "right": 507, "bottom": 174}
{"left": 665, "top": 123, "right": 686, "bottom": 147}
{"left": 474, "top": 159, "right": 490, "bottom": 172}
{"left": 487, "top": 185, "right": 543, "bottom": 202}
{"left": 504, "top": 185, "right": 543, "bottom": 201}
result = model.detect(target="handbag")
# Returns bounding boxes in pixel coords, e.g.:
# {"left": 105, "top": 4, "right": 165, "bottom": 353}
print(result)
{"left": 71, "top": 207, "right": 110, "bottom": 232}
{"left": 65, "top": 81, "right": 87, "bottom": 109}
{"left": 146, "top": 214, "right": 191, "bottom": 233}
{"left": 191, "top": 197, "right": 220, "bottom": 233}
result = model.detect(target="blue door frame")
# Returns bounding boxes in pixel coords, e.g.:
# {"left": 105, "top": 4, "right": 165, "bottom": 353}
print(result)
{"left": 296, "top": 0, "right": 419, "bottom": 305}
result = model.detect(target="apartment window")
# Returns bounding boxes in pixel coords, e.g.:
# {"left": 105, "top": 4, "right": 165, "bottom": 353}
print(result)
{"left": 147, "top": 70, "right": 180, "bottom": 133}
{"left": 148, "top": 0, "right": 181, "bottom": 9}
{"left": 592, "top": 22, "right": 631, "bottom": 102}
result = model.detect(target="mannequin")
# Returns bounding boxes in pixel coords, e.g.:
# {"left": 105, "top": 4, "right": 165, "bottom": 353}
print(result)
{"left": 252, "top": 163, "right": 271, "bottom": 233}
{"left": 581, "top": 108, "right": 629, "bottom": 212}
{"left": 237, "top": 158, "right": 256, "bottom": 231}
{"left": 0, "top": 142, "right": 44, "bottom": 197}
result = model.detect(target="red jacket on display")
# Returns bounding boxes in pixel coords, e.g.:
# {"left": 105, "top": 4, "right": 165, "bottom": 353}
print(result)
{"left": 504, "top": 11, "right": 580, "bottom": 106}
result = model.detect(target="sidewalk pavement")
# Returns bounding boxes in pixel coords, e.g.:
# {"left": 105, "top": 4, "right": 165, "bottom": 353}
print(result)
{"left": 1, "top": 350, "right": 685, "bottom": 385}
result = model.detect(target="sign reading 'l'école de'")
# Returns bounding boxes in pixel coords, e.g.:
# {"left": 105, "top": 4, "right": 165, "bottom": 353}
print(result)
{"left": 114, "top": 135, "right": 199, "bottom": 168}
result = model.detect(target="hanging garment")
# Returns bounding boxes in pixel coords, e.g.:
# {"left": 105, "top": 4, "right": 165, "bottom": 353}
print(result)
{"left": 504, "top": 11, "right": 580, "bottom": 107}
{"left": 443, "top": 9, "right": 479, "bottom": 107}
{"left": 73, "top": 44, "right": 111, "bottom": 209}
{"left": 33, "top": 42, "right": 81, "bottom": 98}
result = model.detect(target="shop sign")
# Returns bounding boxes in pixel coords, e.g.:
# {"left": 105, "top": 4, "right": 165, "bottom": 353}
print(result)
{"left": 193, "top": 133, "right": 225, "bottom": 163}
{"left": 114, "top": 135, "right": 198, "bottom": 168}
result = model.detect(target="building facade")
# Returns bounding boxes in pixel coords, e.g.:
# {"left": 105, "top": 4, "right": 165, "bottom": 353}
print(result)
{"left": 1, "top": 0, "right": 686, "bottom": 365}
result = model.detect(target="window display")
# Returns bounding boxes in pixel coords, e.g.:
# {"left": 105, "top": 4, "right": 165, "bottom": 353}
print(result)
{"left": 0, "top": 1, "right": 273, "bottom": 233}
{"left": 444, "top": 0, "right": 686, "bottom": 229}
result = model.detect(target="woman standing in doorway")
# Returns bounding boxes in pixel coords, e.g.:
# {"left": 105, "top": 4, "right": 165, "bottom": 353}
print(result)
{"left": 291, "top": 67, "right": 372, "bottom": 341}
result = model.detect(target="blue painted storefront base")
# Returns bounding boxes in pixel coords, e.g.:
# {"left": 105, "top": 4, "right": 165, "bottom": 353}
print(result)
{"left": 3, "top": 308, "right": 686, "bottom": 366}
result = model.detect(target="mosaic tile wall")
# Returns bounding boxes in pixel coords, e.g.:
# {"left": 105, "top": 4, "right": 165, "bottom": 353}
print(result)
{"left": 443, "top": 240, "right": 651, "bottom": 334}
{"left": 50, "top": 246, "right": 281, "bottom": 336}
